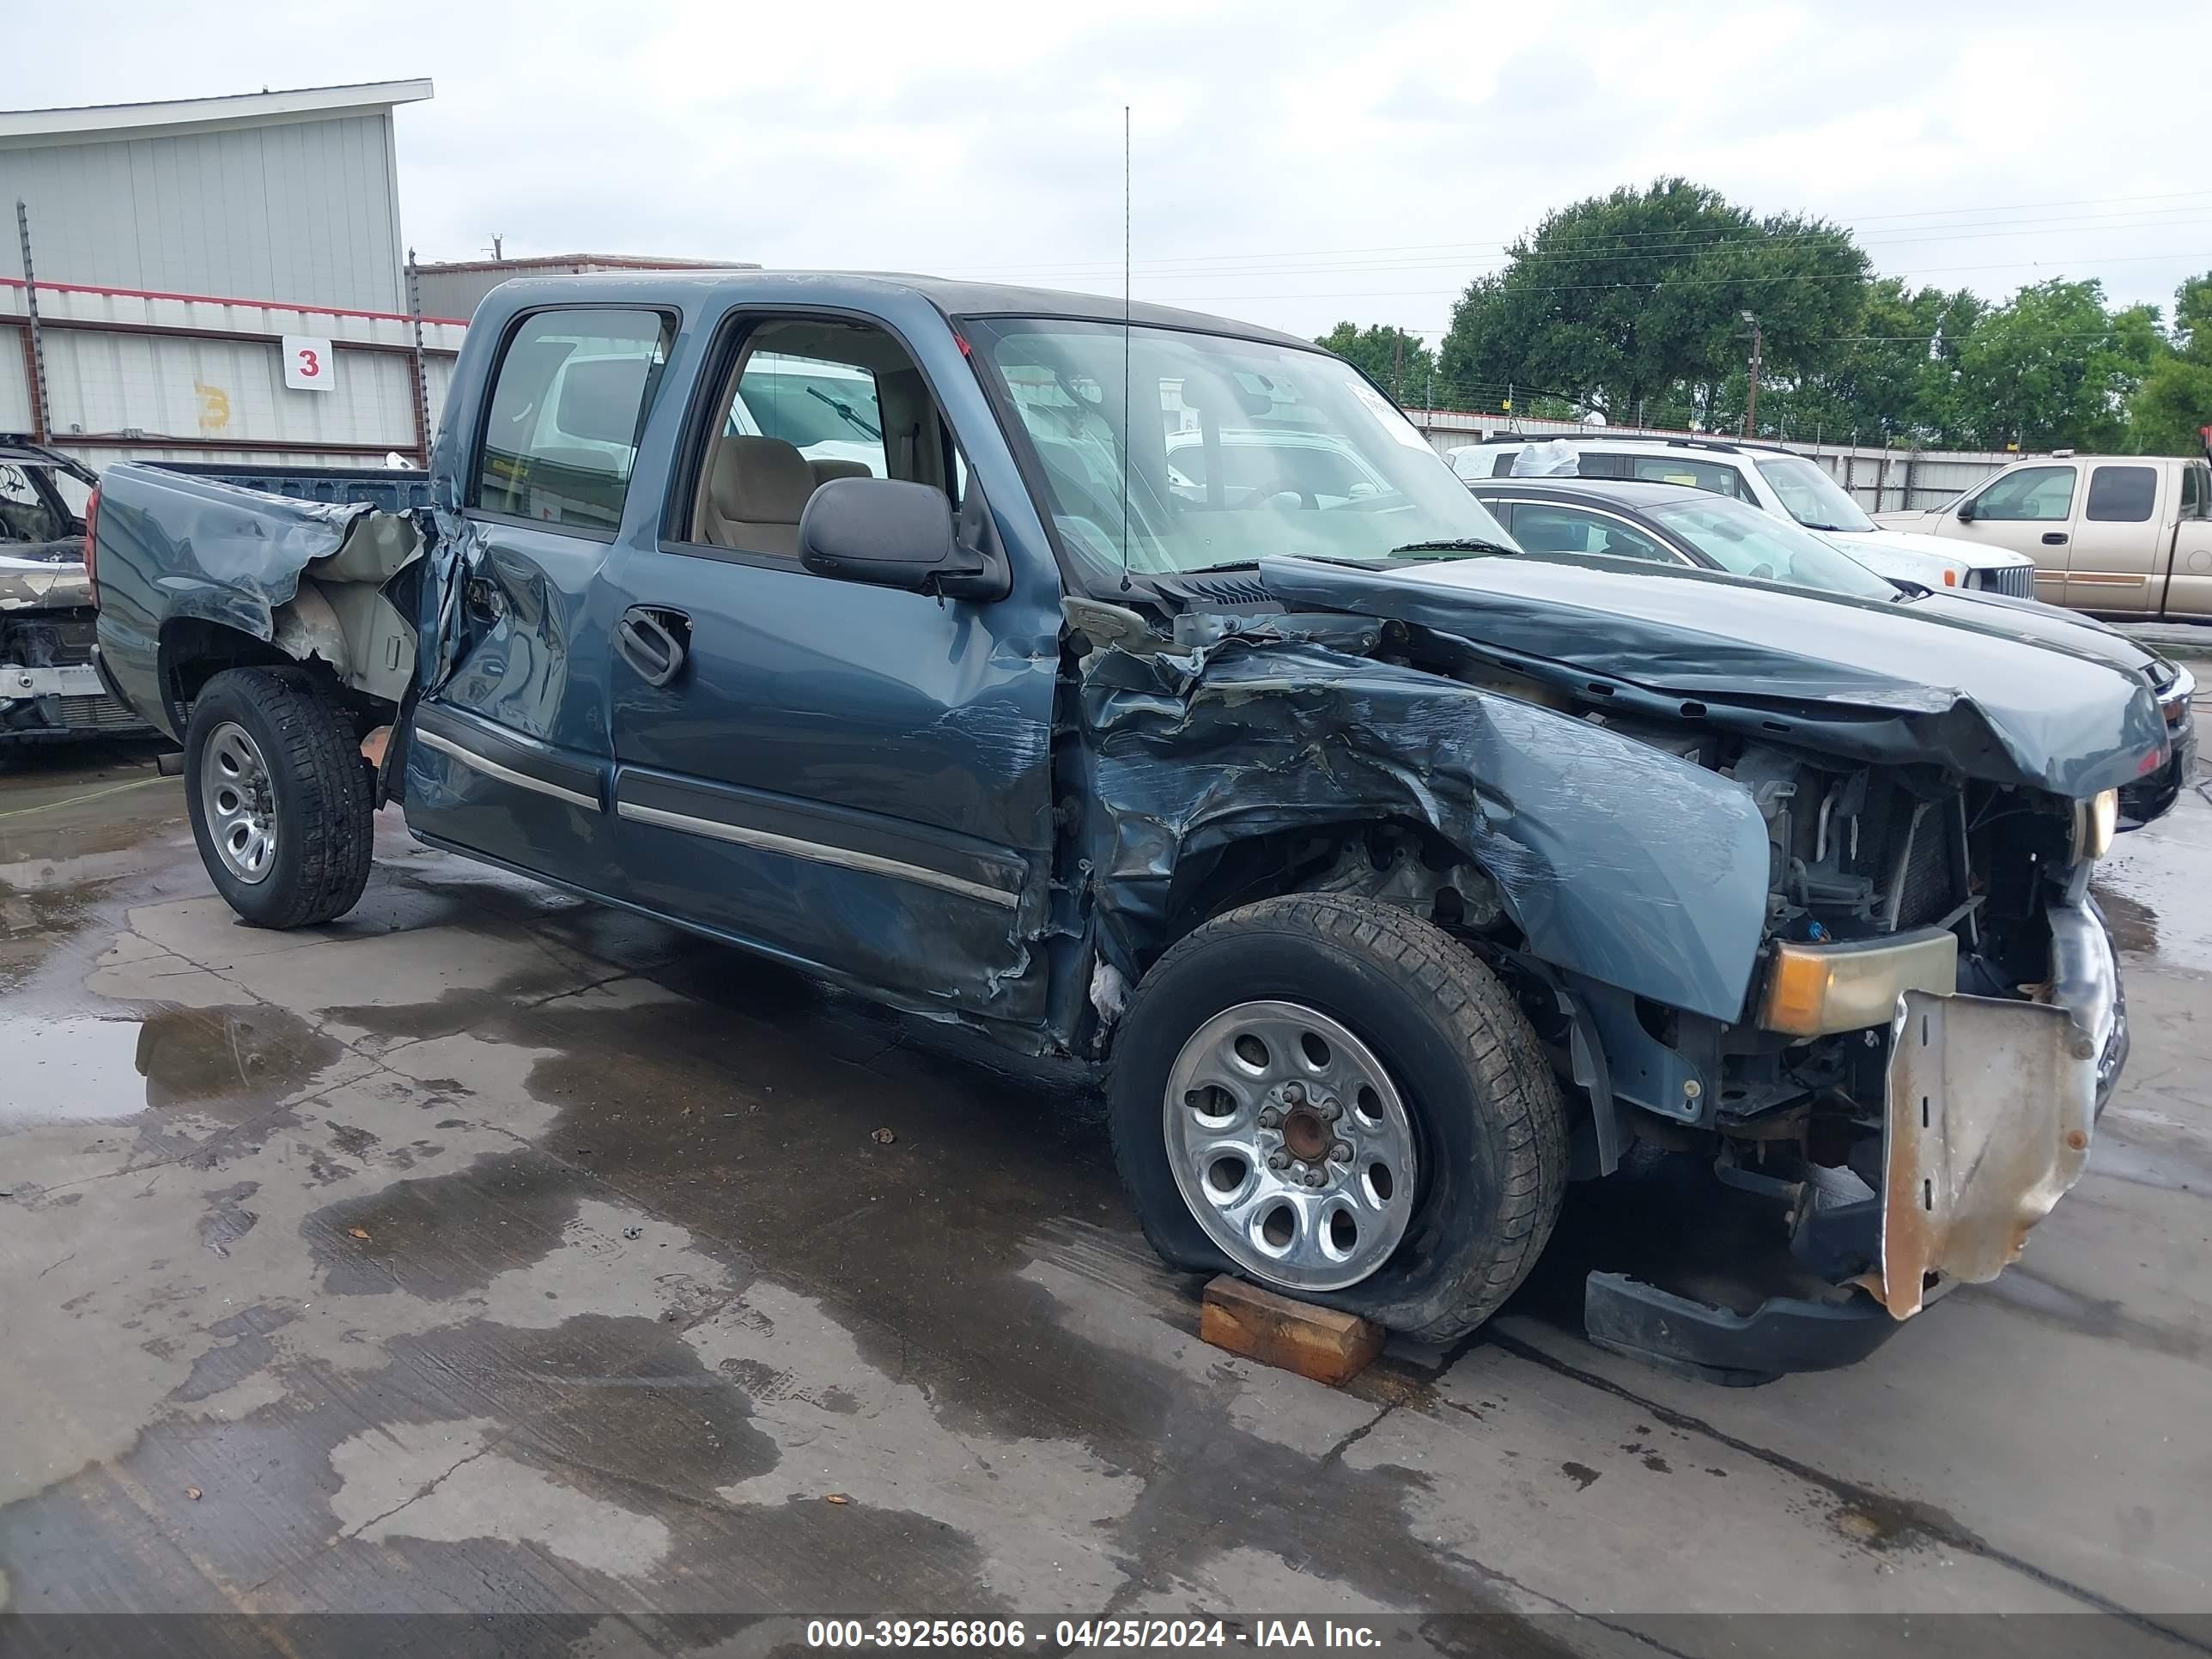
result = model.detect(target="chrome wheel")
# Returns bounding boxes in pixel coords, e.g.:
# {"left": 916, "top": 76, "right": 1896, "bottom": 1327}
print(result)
{"left": 1163, "top": 999, "right": 1419, "bottom": 1292}
{"left": 200, "top": 720, "right": 277, "bottom": 884}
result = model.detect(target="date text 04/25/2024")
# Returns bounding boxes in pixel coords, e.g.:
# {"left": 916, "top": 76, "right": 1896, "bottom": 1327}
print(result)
{"left": 804, "top": 1620, "right": 1384, "bottom": 1649}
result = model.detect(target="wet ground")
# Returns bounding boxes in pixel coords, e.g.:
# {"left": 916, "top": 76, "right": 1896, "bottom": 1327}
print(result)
{"left": 2, "top": 736, "right": 2209, "bottom": 1655}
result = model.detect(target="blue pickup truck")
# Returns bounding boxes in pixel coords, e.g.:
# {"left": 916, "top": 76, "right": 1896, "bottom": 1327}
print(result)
{"left": 85, "top": 272, "right": 2172, "bottom": 1380}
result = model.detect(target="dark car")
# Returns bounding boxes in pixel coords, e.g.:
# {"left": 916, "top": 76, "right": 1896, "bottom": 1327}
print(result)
{"left": 1471, "top": 476, "right": 2196, "bottom": 828}
{"left": 2, "top": 436, "right": 155, "bottom": 744}
{"left": 84, "top": 273, "right": 2167, "bottom": 1383}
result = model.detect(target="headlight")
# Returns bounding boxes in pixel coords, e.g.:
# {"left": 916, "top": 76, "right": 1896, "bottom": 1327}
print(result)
{"left": 2072, "top": 789, "right": 2118, "bottom": 864}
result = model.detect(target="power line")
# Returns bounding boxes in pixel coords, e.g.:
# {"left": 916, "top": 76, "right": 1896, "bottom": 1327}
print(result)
{"left": 943, "top": 190, "right": 2212, "bottom": 283}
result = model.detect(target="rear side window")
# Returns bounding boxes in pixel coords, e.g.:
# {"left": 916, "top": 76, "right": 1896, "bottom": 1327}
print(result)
{"left": 474, "top": 308, "right": 673, "bottom": 534}
{"left": 2085, "top": 465, "right": 2157, "bottom": 523}
{"left": 1629, "top": 454, "right": 1747, "bottom": 499}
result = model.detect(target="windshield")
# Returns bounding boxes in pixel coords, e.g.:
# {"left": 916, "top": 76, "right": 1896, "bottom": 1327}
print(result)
{"left": 1644, "top": 495, "right": 1899, "bottom": 602}
{"left": 965, "top": 319, "right": 1519, "bottom": 577}
{"left": 1753, "top": 454, "right": 1876, "bottom": 533}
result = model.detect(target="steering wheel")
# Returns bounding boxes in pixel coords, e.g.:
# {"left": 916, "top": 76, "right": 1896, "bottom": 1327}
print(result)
{"left": 1236, "top": 475, "right": 1320, "bottom": 510}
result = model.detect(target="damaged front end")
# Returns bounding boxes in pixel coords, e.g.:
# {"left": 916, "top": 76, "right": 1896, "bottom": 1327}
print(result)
{"left": 1097, "top": 556, "right": 2161, "bottom": 1382}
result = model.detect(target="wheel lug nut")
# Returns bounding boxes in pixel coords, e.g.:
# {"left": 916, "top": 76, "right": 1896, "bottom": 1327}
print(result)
{"left": 1267, "top": 1151, "right": 1291, "bottom": 1171}
{"left": 1303, "top": 1167, "right": 1328, "bottom": 1188}
{"left": 1319, "top": 1100, "right": 1342, "bottom": 1122}
{"left": 1257, "top": 1108, "right": 1281, "bottom": 1129}
{"left": 1282, "top": 1083, "right": 1306, "bottom": 1105}
{"left": 1328, "top": 1142, "right": 1352, "bottom": 1163}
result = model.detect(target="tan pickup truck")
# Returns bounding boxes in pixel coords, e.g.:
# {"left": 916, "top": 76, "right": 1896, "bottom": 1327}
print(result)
{"left": 1875, "top": 452, "right": 2212, "bottom": 620}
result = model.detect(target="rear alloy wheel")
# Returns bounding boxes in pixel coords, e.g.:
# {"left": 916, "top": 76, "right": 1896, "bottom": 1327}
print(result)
{"left": 183, "top": 667, "right": 374, "bottom": 929}
{"left": 1109, "top": 893, "right": 1569, "bottom": 1344}
{"left": 199, "top": 720, "right": 279, "bottom": 884}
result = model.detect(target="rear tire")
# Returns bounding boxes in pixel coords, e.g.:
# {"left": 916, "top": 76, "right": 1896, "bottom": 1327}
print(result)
{"left": 1109, "top": 894, "right": 1568, "bottom": 1345}
{"left": 184, "top": 667, "right": 373, "bottom": 929}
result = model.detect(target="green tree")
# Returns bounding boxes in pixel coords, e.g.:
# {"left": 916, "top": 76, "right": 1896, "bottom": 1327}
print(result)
{"left": 1750, "top": 281, "right": 1985, "bottom": 443}
{"left": 2130, "top": 272, "right": 2212, "bottom": 454}
{"left": 1952, "top": 279, "right": 2159, "bottom": 451}
{"left": 1438, "top": 178, "right": 1869, "bottom": 427}
{"left": 1313, "top": 322, "right": 1436, "bottom": 404}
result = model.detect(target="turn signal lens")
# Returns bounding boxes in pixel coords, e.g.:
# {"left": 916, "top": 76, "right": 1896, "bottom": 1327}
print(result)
{"left": 1760, "top": 930, "right": 1960, "bottom": 1037}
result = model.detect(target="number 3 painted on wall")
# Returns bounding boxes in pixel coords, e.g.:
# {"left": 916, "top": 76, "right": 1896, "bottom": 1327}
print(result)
{"left": 296, "top": 347, "right": 321, "bottom": 378}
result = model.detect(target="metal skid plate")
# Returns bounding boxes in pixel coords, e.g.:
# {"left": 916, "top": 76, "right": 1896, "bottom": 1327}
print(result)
{"left": 1875, "top": 988, "right": 2097, "bottom": 1317}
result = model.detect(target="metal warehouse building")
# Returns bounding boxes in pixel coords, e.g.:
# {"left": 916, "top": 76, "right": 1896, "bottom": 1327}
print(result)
{"left": 1, "top": 81, "right": 464, "bottom": 467}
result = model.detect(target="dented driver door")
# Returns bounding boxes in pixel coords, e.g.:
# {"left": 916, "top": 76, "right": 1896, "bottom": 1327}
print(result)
{"left": 597, "top": 305, "right": 1063, "bottom": 1023}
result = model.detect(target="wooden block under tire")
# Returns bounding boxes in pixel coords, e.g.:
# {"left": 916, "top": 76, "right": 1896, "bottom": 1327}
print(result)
{"left": 1199, "top": 1274, "right": 1384, "bottom": 1385}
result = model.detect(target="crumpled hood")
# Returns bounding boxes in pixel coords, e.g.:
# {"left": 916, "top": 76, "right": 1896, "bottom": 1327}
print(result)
{"left": 1258, "top": 553, "right": 2167, "bottom": 799}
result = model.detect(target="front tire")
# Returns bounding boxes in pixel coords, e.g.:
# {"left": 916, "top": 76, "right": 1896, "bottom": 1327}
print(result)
{"left": 184, "top": 667, "right": 373, "bottom": 929}
{"left": 1109, "top": 895, "right": 1568, "bottom": 1345}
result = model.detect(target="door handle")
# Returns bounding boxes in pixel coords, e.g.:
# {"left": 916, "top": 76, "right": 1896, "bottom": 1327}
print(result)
{"left": 616, "top": 607, "right": 689, "bottom": 688}
{"left": 2041, "top": 532, "right": 2069, "bottom": 546}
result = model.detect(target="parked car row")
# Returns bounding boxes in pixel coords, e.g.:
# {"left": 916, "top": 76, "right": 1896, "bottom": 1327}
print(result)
{"left": 1449, "top": 433, "right": 2038, "bottom": 596}
{"left": 82, "top": 271, "right": 2191, "bottom": 1383}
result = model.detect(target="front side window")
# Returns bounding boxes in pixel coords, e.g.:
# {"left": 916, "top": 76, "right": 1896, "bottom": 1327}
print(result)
{"left": 2085, "top": 465, "right": 2157, "bottom": 523}
{"left": 1971, "top": 465, "right": 2076, "bottom": 523}
{"left": 1753, "top": 454, "right": 1876, "bottom": 532}
{"left": 1644, "top": 496, "right": 1899, "bottom": 601}
{"left": 1509, "top": 503, "right": 1676, "bottom": 564}
{"left": 0, "top": 464, "right": 70, "bottom": 544}
{"left": 474, "top": 308, "right": 673, "bottom": 533}
{"left": 966, "top": 318, "right": 1517, "bottom": 579}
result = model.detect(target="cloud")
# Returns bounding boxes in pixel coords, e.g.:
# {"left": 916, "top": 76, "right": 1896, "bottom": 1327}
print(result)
{"left": 24, "top": 0, "right": 2207, "bottom": 338}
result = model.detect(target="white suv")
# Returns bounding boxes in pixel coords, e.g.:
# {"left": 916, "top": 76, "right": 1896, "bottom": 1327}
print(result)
{"left": 1449, "top": 436, "right": 2038, "bottom": 598}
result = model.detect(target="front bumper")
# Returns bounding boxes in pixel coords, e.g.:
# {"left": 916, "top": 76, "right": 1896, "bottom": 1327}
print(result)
{"left": 1585, "top": 896, "right": 2123, "bottom": 1382}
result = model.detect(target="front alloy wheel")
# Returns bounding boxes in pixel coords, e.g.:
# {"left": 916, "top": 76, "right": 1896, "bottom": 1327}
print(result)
{"left": 1164, "top": 1000, "right": 1418, "bottom": 1291}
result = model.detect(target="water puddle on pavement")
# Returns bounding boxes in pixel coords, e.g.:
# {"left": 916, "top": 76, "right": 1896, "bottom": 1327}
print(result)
{"left": 2094, "top": 786, "right": 2212, "bottom": 974}
{"left": 0, "top": 1005, "right": 343, "bottom": 1128}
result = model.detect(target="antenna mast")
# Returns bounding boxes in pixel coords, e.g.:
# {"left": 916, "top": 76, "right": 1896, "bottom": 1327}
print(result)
{"left": 1120, "top": 104, "right": 1133, "bottom": 592}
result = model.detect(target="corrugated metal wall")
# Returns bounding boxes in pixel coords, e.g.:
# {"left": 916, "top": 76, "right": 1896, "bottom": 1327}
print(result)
{"left": 1, "top": 282, "right": 464, "bottom": 459}
{"left": 0, "top": 114, "right": 407, "bottom": 313}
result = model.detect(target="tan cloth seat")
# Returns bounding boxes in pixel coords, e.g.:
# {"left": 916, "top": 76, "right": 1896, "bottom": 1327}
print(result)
{"left": 809, "top": 458, "right": 872, "bottom": 487}
{"left": 702, "top": 436, "right": 815, "bottom": 554}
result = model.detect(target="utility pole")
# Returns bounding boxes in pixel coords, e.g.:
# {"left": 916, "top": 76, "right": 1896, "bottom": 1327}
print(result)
{"left": 1390, "top": 331, "right": 1404, "bottom": 404}
{"left": 15, "top": 201, "right": 52, "bottom": 443}
{"left": 1740, "top": 310, "right": 1763, "bottom": 438}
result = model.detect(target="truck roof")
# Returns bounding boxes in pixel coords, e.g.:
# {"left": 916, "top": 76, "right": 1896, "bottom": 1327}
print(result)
{"left": 469, "top": 269, "right": 1322, "bottom": 352}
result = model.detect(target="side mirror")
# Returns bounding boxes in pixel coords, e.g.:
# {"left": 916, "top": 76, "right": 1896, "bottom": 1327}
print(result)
{"left": 1955, "top": 499, "right": 1976, "bottom": 523}
{"left": 798, "top": 477, "right": 1002, "bottom": 600}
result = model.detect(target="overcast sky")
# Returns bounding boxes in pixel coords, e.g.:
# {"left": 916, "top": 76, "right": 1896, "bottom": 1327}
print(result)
{"left": 37, "top": 0, "right": 2211, "bottom": 342}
